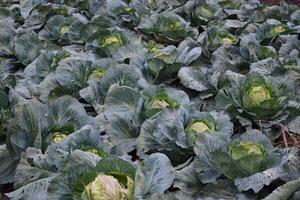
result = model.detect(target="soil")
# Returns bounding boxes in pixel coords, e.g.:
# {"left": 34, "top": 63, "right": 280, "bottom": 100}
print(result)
{"left": 274, "top": 127, "right": 300, "bottom": 148}
{"left": 261, "top": 0, "right": 300, "bottom": 6}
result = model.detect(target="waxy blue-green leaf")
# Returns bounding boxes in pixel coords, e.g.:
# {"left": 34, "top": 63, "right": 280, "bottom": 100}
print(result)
{"left": 135, "top": 153, "right": 175, "bottom": 199}
{"left": 104, "top": 85, "right": 143, "bottom": 121}
{"left": 0, "top": 145, "right": 18, "bottom": 184}
{"left": 14, "top": 32, "right": 43, "bottom": 65}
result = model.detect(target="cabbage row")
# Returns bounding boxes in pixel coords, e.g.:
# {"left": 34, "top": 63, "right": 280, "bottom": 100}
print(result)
{"left": 0, "top": 0, "right": 300, "bottom": 200}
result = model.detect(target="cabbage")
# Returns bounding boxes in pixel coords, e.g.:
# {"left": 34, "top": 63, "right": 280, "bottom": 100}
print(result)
{"left": 81, "top": 174, "right": 132, "bottom": 200}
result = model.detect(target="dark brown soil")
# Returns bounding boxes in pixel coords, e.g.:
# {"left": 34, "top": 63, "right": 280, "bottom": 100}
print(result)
{"left": 261, "top": 0, "right": 300, "bottom": 6}
{"left": 274, "top": 126, "right": 300, "bottom": 148}
{"left": 275, "top": 134, "right": 300, "bottom": 148}
{"left": 0, "top": 183, "right": 13, "bottom": 200}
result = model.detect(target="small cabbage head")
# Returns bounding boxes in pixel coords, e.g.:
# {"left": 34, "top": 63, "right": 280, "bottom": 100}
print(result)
{"left": 148, "top": 91, "right": 178, "bottom": 110}
{"left": 52, "top": 132, "right": 67, "bottom": 143}
{"left": 158, "top": 16, "right": 184, "bottom": 39}
{"left": 143, "top": 91, "right": 181, "bottom": 120}
{"left": 150, "top": 98, "right": 170, "bottom": 109}
{"left": 100, "top": 33, "right": 124, "bottom": 48}
{"left": 145, "top": 41, "right": 173, "bottom": 58}
{"left": 59, "top": 26, "right": 69, "bottom": 34}
{"left": 187, "top": 121, "right": 210, "bottom": 134}
{"left": 81, "top": 174, "right": 133, "bottom": 200}
{"left": 145, "top": 41, "right": 164, "bottom": 54}
{"left": 80, "top": 146, "right": 108, "bottom": 157}
{"left": 272, "top": 24, "right": 287, "bottom": 34}
{"left": 259, "top": 23, "right": 289, "bottom": 40}
{"left": 219, "top": 34, "right": 237, "bottom": 45}
{"left": 229, "top": 141, "right": 267, "bottom": 174}
{"left": 239, "top": 74, "right": 285, "bottom": 119}
{"left": 186, "top": 120, "right": 214, "bottom": 146}
{"left": 161, "top": 18, "right": 182, "bottom": 31}
{"left": 247, "top": 86, "right": 271, "bottom": 106}
{"left": 196, "top": 6, "right": 213, "bottom": 19}
{"left": 89, "top": 69, "right": 105, "bottom": 80}
{"left": 255, "top": 45, "right": 276, "bottom": 60}
{"left": 221, "top": 37, "right": 234, "bottom": 45}
{"left": 208, "top": 27, "right": 237, "bottom": 50}
{"left": 230, "top": 141, "right": 266, "bottom": 160}
{"left": 193, "top": 5, "right": 214, "bottom": 24}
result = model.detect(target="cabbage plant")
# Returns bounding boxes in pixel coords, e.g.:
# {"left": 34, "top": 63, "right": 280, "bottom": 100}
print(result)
{"left": 217, "top": 73, "right": 288, "bottom": 119}
{"left": 184, "top": 110, "right": 233, "bottom": 146}
{"left": 193, "top": 130, "right": 286, "bottom": 193}
{"left": 141, "top": 85, "right": 190, "bottom": 120}
{"left": 139, "top": 13, "right": 198, "bottom": 43}
{"left": 81, "top": 173, "right": 133, "bottom": 200}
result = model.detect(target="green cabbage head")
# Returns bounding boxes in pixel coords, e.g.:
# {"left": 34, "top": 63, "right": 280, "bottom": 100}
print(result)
{"left": 230, "top": 141, "right": 266, "bottom": 160}
{"left": 160, "top": 17, "right": 182, "bottom": 32}
{"left": 194, "top": 5, "right": 214, "bottom": 22}
{"left": 239, "top": 74, "right": 285, "bottom": 119}
{"left": 187, "top": 121, "right": 210, "bottom": 134}
{"left": 89, "top": 69, "right": 105, "bottom": 80}
{"left": 186, "top": 120, "right": 215, "bottom": 146}
{"left": 59, "top": 26, "right": 69, "bottom": 34}
{"left": 272, "top": 24, "right": 288, "bottom": 34}
{"left": 142, "top": 87, "right": 186, "bottom": 120}
{"left": 229, "top": 141, "right": 267, "bottom": 174}
{"left": 80, "top": 146, "right": 108, "bottom": 157}
{"left": 52, "top": 132, "right": 67, "bottom": 143}
{"left": 219, "top": 34, "right": 237, "bottom": 45}
{"left": 247, "top": 85, "right": 271, "bottom": 106}
{"left": 81, "top": 173, "right": 133, "bottom": 200}
{"left": 150, "top": 98, "right": 170, "bottom": 109}
{"left": 100, "top": 33, "right": 124, "bottom": 48}
{"left": 149, "top": 93, "right": 177, "bottom": 110}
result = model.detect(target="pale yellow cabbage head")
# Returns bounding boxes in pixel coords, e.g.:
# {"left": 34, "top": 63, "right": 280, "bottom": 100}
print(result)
{"left": 89, "top": 69, "right": 105, "bottom": 80}
{"left": 221, "top": 37, "right": 234, "bottom": 45}
{"left": 273, "top": 25, "right": 287, "bottom": 34}
{"left": 59, "top": 26, "right": 69, "bottom": 34}
{"left": 150, "top": 99, "right": 170, "bottom": 109}
{"left": 187, "top": 121, "right": 210, "bottom": 134}
{"left": 230, "top": 141, "right": 265, "bottom": 160}
{"left": 52, "top": 132, "right": 67, "bottom": 143}
{"left": 247, "top": 86, "right": 271, "bottom": 105}
{"left": 81, "top": 174, "right": 132, "bottom": 200}
{"left": 101, "top": 34, "right": 123, "bottom": 48}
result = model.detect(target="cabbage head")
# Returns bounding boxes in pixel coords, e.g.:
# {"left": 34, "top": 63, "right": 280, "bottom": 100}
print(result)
{"left": 81, "top": 173, "right": 133, "bottom": 200}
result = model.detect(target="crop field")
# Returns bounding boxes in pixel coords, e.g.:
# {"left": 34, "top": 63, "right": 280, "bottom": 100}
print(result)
{"left": 0, "top": 0, "right": 300, "bottom": 200}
